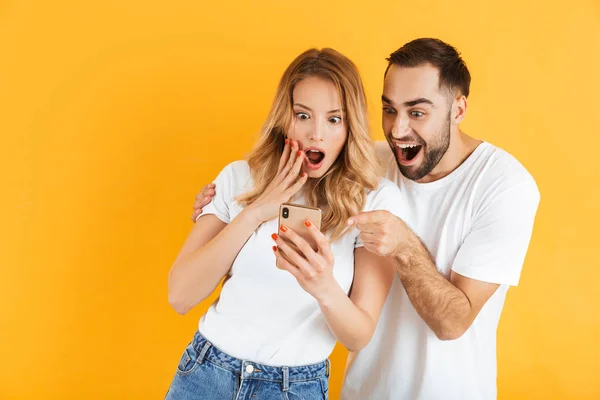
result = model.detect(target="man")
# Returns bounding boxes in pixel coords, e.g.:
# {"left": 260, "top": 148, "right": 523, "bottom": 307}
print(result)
{"left": 190, "top": 38, "right": 540, "bottom": 399}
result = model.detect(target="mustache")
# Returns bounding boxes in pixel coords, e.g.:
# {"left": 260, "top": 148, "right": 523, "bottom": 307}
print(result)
{"left": 386, "top": 134, "right": 425, "bottom": 146}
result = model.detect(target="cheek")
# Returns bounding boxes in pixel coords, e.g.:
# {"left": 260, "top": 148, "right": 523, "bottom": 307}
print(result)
{"left": 382, "top": 117, "right": 392, "bottom": 133}
{"left": 286, "top": 121, "right": 298, "bottom": 139}
{"left": 288, "top": 122, "right": 312, "bottom": 141}
{"left": 382, "top": 112, "right": 393, "bottom": 127}
{"left": 329, "top": 126, "right": 348, "bottom": 155}
{"left": 415, "top": 119, "right": 442, "bottom": 142}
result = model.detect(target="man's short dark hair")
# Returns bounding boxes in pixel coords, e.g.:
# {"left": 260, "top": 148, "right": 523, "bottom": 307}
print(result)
{"left": 386, "top": 38, "right": 471, "bottom": 98}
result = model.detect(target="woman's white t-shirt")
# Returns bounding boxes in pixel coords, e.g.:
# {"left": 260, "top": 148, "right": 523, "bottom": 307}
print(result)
{"left": 197, "top": 160, "right": 407, "bottom": 366}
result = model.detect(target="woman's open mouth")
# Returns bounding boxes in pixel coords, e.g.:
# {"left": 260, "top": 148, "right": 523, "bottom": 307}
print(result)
{"left": 395, "top": 142, "right": 423, "bottom": 166}
{"left": 304, "top": 148, "right": 326, "bottom": 170}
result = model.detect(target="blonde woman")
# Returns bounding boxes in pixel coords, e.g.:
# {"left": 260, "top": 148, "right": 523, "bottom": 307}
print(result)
{"left": 166, "top": 48, "right": 406, "bottom": 400}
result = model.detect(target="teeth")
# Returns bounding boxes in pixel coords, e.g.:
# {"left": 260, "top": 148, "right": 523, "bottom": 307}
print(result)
{"left": 396, "top": 144, "right": 420, "bottom": 149}
{"left": 307, "top": 149, "right": 321, "bottom": 153}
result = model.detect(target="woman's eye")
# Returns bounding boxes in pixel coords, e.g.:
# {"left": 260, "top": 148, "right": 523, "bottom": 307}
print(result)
{"left": 383, "top": 108, "right": 396, "bottom": 115}
{"left": 411, "top": 110, "right": 425, "bottom": 118}
{"left": 296, "top": 112, "right": 310, "bottom": 120}
{"left": 329, "top": 116, "right": 342, "bottom": 124}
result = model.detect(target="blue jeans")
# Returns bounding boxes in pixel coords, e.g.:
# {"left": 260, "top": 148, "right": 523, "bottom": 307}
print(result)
{"left": 165, "top": 331, "right": 330, "bottom": 399}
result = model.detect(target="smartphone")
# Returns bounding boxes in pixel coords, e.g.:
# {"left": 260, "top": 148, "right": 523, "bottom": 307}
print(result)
{"left": 278, "top": 203, "right": 322, "bottom": 252}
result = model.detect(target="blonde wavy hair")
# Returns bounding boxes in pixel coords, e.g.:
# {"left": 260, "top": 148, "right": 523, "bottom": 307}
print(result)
{"left": 238, "top": 48, "right": 380, "bottom": 241}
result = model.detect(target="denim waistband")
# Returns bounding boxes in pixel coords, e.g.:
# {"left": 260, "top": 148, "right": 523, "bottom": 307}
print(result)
{"left": 191, "top": 330, "right": 329, "bottom": 384}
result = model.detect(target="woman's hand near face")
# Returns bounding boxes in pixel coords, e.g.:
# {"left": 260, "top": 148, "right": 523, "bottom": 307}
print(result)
{"left": 247, "top": 139, "right": 308, "bottom": 223}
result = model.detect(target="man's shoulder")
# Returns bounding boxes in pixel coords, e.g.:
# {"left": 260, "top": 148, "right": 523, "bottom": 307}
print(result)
{"left": 361, "top": 177, "right": 410, "bottom": 223}
{"left": 474, "top": 142, "right": 540, "bottom": 203}
{"left": 368, "top": 177, "right": 402, "bottom": 199}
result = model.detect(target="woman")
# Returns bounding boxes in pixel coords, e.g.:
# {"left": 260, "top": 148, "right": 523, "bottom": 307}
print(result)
{"left": 166, "top": 48, "right": 403, "bottom": 399}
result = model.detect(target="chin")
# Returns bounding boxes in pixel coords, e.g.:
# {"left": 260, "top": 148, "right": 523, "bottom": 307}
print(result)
{"left": 302, "top": 164, "right": 329, "bottom": 179}
{"left": 306, "top": 170, "right": 326, "bottom": 179}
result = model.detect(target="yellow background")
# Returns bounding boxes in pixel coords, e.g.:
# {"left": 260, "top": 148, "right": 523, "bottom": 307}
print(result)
{"left": 2, "top": 0, "right": 599, "bottom": 398}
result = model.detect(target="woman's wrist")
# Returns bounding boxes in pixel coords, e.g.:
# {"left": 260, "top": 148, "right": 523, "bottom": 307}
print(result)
{"left": 240, "top": 204, "right": 265, "bottom": 227}
{"left": 314, "top": 280, "right": 345, "bottom": 308}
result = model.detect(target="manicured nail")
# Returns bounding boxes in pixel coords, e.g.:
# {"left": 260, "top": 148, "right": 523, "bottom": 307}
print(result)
{"left": 272, "top": 246, "right": 277, "bottom": 252}
{"left": 280, "top": 225, "right": 287, "bottom": 232}
{"left": 304, "top": 220, "right": 311, "bottom": 227}
{"left": 285, "top": 139, "right": 289, "bottom": 145}
{"left": 302, "top": 172, "right": 307, "bottom": 177}
{"left": 297, "top": 150, "right": 302, "bottom": 157}
{"left": 271, "top": 233, "right": 279, "bottom": 241}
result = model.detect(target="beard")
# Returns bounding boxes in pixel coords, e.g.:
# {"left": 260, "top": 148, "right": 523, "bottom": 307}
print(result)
{"left": 392, "top": 113, "right": 451, "bottom": 181}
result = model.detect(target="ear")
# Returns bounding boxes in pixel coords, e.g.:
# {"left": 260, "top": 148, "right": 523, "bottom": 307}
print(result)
{"left": 453, "top": 95, "right": 467, "bottom": 124}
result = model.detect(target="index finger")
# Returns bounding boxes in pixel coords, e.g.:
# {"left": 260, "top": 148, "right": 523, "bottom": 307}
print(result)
{"left": 280, "top": 226, "right": 317, "bottom": 261}
{"left": 277, "top": 139, "right": 292, "bottom": 173}
{"left": 346, "top": 211, "right": 388, "bottom": 229}
{"left": 304, "top": 219, "right": 329, "bottom": 250}
{"left": 304, "top": 220, "right": 333, "bottom": 259}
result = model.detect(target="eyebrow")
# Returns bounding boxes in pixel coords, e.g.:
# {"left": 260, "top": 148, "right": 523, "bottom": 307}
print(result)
{"left": 294, "top": 103, "right": 341, "bottom": 113}
{"left": 382, "top": 95, "right": 435, "bottom": 108}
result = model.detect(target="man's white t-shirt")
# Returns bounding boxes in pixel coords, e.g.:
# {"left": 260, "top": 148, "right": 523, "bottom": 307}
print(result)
{"left": 197, "top": 160, "right": 410, "bottom": 367}
{"left": 341, "top": 141, "right": 540, "bottom": 400}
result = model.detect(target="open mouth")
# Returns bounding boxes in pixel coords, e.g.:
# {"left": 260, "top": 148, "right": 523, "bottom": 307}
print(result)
{"left": 395, "top": 143, "right": 423, "bottom": 165}
{"left": 304, "top": 148, "right": 326, "bottom": 170}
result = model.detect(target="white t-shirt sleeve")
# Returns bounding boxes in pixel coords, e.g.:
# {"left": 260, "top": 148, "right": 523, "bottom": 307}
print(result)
{"left": 355, "top": 179, "right": 407, "bottom": 249}
{"left": 196, "top": 161, "right": 248, "bottom": 224}
{"left": 451, "top": 175, "right": 540, "bottom": 286}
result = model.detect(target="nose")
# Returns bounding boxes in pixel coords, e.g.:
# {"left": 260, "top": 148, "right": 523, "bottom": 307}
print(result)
{"left": 390, "top": 113, "right": 411, "bottom": 139}
{"left": 310, "top": 118, "right": 325, "bottom": 142}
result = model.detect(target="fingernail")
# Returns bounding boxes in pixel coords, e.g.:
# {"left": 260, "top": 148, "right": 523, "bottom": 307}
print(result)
{"left": 297, "top": 150, "right": 302, "bottom": 157}
{"left": 347, "top": 219, "right": 354, "bottom": 226}
{"left": 304, "top": 220, "right": 311, "bottom": 227}
{"left": 280, "top": 225, "right": 287, "bottom": 232}
{"left": 285, "top": 139, "right": 289, "bottom": 145}
{"left": 302, "top": 172, "right": 307, "bottom": 177}
{"left": 271, "top": 233, "right": 279, "bottom": 241}
{"left": 272, "top": 246, "right": 277, "bottom": 252}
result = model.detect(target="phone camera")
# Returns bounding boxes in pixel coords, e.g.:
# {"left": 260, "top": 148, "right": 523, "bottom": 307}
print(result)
{"left": 282, "top": 207, "right": 289, "bottom": 219}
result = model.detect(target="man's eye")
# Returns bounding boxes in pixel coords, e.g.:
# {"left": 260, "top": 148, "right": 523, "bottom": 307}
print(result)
{"left": 411, "top": 111, "right": 425, "bottom": 117}
{"left": 383, "top": 108, "right": 396, "bottom": 115}
{"left": 329, "top": 116, "right": 342, "bottom": 124}
{"left": 296, "top": 112, "right": 310, "bottom": 120}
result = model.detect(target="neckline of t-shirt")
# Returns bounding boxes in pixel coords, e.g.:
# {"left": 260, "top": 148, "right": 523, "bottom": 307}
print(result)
{"left": 402, "top": 141, "right": 492, "bottom": 191}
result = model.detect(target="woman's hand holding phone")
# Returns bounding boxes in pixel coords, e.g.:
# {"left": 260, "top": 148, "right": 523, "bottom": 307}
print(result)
{"left": 247, "top": 139, "right": 308, "bottom": 224}
{"left": 271, "top": 220, "right": 338, "bottom": 302}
